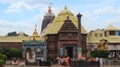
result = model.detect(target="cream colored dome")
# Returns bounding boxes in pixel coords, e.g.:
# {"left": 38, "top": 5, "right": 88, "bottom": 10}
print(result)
{"left": 53, "top": 6, "right": 77, "bottom": 22}
{"left": 30, "top": 25, "right": 41, "bottom": 40}
{"left": 58, "top": 6, "right": 74, "bottom": 16}
{"left": 42, "top": 6, "right": 87, "bottom": 36}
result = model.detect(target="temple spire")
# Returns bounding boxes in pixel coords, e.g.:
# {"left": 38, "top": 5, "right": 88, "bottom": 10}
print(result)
{"left": 32, "top": 25, "right": 38, "bottom": 36}
{"left": 64, "top": 5, "right": 67, "bottom": 10}
{"left": 34, "top": 25, "right": 37, "bottom": 32}
{"left": 48, "top": 3, "right": 52, "bottom": 14}
{"left": 30, "top": 25, "right": 40, "bottom": 40}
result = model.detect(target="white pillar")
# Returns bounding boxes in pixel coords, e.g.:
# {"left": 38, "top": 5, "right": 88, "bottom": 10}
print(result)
{"left": 26, "top": 52, "right": 29, "bottom": 60}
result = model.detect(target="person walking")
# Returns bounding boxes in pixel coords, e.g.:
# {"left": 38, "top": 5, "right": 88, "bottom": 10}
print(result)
{"left": 100, "top": 58, "right": 103, "bottom": 67}
{"left": 57, "top": 56, "right": 61, "bottom": 64}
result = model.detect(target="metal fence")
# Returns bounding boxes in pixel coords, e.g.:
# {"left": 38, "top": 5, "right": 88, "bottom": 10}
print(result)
{"left": 104, "top": 59, "right": 120, "bottom": 65}
{"left": 70, "top": 60, "right": 120, "bottom": 67}
{"left": 71, "top": 61, "right": 100, "bottom": 67}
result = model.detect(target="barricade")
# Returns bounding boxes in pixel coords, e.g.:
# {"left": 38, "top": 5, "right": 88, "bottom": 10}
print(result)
{"left": 71, "top": 60, "right": 100, "bottom": 67}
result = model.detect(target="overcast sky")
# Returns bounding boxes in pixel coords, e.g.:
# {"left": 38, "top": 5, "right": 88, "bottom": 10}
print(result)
{"left": 0, "top": 0, "right": 120, "bottom": 36}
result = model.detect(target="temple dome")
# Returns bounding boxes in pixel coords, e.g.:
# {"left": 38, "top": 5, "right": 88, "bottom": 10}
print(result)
{"left": 30, "top": 25, "right": 41, "bottom": 40}
{"left": 53, "top": 6, "right": 77, "bottom": 22}
{"left": 42, "top": 6, "right": 87, "bottom": 36}
{"left": 58, "top": 6, "right": 74, "bottom": 16}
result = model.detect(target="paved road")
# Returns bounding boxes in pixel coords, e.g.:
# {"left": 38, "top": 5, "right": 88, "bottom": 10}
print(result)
{"left": 4, "top": 64, "right": 120, "bottom": 67}
{"left": 5, "top": 64, "right": 67, "bottom": 67}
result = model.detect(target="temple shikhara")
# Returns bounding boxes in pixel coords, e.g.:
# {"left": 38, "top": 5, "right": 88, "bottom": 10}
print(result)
{"left": 0, "top": 6, "right": 120, "bottom": 61}
{"left": 41, "top": 6, "right": 87, "bottom": 59}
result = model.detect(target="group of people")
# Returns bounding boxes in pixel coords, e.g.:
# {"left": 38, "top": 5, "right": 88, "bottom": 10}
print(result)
{"left": 56, "top": 56, "right": 104, "bottom": 67}
{"left": 57, "top": 56, "right": 71, "bottom": 66}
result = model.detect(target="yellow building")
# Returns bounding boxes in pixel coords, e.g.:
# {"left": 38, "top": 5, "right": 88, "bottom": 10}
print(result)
{"left": 87, "top": 25, "right": 120, "bottom": 58}
{"left": 0, "top": 26, "right": 44, "bottom": 49}
{"left": 0, "top": 35, "right": 29, "bottom": 49}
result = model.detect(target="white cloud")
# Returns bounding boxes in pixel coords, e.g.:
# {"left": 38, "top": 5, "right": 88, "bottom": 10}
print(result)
{"left": 103, "top": 14, "right": 120, "bottom": 29}
{"left": 93, "top": 6, "right": 115, "bottom": 15}
{"left": 0, "top": 0, "right": 120, "bottom": 35}
{"left": 0, "top": 0, "right": 54, "bottom": 35}
{"left": 35, "top": 6, "right": 59, "bottom": 21}
{"left": 0, "top": 20, "right": 32, "bottom": 27}
{"left": 116, "top": 7, "right": 120, "bottom": 15}
{"left": 0, "top": 0, "right": 49, "bottom": 13}
{"left": 0, "top": 19, "right": 35, "bottom": 35}
{"left": 80, "top": 6, "right": 120, "bottom": 32}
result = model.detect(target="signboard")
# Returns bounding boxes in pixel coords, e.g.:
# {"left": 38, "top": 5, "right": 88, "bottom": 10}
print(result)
{"left": 118, "top": 31, "right": 120, "bottom": 36}
{"left": 77, "top": 48, "right": 82, "bottom": 60}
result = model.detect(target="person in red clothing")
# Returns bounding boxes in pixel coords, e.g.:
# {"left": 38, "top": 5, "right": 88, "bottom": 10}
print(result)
{"left": 68, "top": 57, "right": 71, "bottom": 65}
{"left": 61, "top": 57, "right": 68, "bottom": 66}
{"left": 61, "top": 57, "right": 65, "bottom": 65}
{"left": 65, "top": 57, "right": 70, "bottom": 66}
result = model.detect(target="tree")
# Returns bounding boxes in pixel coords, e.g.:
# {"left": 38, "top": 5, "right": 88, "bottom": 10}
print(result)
{"left": 10, "top": 48, "right": 22, "bottom": 58}
{"left": 90, "top": 50, "right": 109, "bottom": 58}
{"left": 0, "top": 54, "right": 7, "bottom": 66}
{"left": 0, "top": 47, "right": 22, "bottom": 59}
{"left": 7, "top": 31, "right": 18, "bottom": 36}
{"left": 6, "top": 31, "right": 29, "bottom": 36}
{"left": 0, "top": 47, "right": 10, "bottom": 59}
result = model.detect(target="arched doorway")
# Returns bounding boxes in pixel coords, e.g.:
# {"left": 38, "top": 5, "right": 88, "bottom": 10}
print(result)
{"left": 25, "top": 48, "right": 32, "bottom": 60}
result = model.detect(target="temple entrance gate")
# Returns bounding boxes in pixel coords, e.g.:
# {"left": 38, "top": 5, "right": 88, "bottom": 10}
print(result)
{"left": 65, "top": 46, "right": 73, "bottom": 58}
{"left": 60, "top": 45, "right": 77, "bottom": 58}
{"left": 25, "top": 48, "right": 32, "bottom": 60}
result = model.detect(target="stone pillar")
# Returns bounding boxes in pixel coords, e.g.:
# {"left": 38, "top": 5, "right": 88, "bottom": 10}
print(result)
{"left": 77, "top": 13, "right": 83, "bottom": 59}
{"left": 106, "top": 31, "right": 109, "bottom": 36}
{"left": 26, "top": 52, "right": 29, "bottom": 61}
{"left": 77, "top": 13, "right": 82, "bottom": 48}
{"left": 116, "top": 31, "right": 118, "bottom": 36}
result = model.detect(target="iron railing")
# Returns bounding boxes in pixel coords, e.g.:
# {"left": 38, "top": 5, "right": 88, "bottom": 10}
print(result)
{"left": 71, "top": 61, "right": 100, "bottom": 67}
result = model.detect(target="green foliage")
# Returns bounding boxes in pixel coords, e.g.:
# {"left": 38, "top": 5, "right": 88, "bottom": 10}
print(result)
{"left": 0, "top": 54, "right": 7, "bottom": 66}
{"left": 0, "top": 47, "right": 22, "bottom": 59}
{"left": 0, "top": 54, "right": 7, "bottom": 61}
{"left": 0, "top": 60, "right": 5, "bottom": 66}
{"left": 7, "top": 31, "right": 29, "bottom": 36}
{"left": 90, "top": 50, "right": 109, "bottom": 58}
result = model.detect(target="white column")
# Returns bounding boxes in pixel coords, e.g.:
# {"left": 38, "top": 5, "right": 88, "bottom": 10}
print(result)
{"left": 26, "top": 52, "right": 29, "bottom": 60}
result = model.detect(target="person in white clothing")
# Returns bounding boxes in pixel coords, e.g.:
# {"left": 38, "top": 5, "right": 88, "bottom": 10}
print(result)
{"left": 100, "top": 58, "right": 103, "bottom": 67}
{"left": 57, "top": 56, "right": 61, "bottom": 64}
